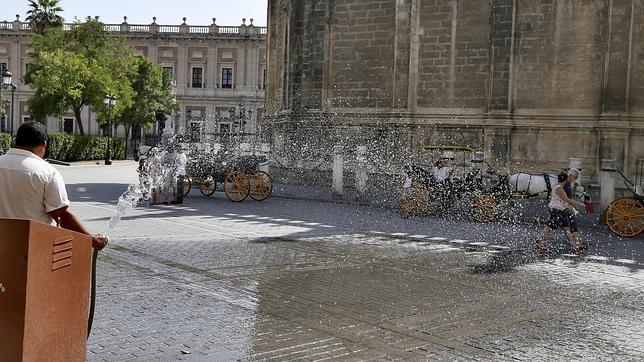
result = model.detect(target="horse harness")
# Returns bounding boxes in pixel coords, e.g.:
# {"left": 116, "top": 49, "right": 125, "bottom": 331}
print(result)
{"left": 512, "top": 172, "right": 553, "bottom": 198}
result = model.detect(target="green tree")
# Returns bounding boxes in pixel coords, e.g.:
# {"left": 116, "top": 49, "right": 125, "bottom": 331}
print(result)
{"left": 117, "top": 56, "right": 176, "bottom": 156}
{"left": 25, "top": 0, "right": 64, "bottom": 34}
{"left": 26, "top": 18, "right": 134, "bottom": 135}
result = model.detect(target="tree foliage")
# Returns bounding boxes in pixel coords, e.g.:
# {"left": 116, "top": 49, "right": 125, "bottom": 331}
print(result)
{"left": 26, "top": 17, "right": 175, "bottom": 143}
{"left": 119, "top": 56, "right": 175, "bottom": 135}
{"left": 25, "top": 0, "right": 64, "bottom": 34}
{"left": 26, "top": 18, "right": 134, "bottom": 135}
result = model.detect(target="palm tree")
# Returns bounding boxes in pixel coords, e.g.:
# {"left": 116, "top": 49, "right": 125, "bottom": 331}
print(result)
{"left": 25, "top": 0, "right": 64, "bottom": 34}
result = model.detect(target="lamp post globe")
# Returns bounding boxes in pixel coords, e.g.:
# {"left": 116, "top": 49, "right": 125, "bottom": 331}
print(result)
{"left": 1, "top": 69, "right": 12, "bottom": 86}
{"left": 1, "top": 69, "right": 16, "bottom": 136}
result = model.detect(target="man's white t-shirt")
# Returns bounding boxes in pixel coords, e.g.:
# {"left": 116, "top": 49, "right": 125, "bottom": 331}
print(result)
{"left": 176, "top": 152, "right": 187, "bottom": 176}
{"left": 432, "top": 166, "right": 451, "bottom": 182}
{"left": 0, "top": 148, "right": 70, "bottom": 225}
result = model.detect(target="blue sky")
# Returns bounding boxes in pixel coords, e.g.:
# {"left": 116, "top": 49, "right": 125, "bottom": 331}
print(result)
{"left": 4, "top": 0, "right": 268, "bottom": 26}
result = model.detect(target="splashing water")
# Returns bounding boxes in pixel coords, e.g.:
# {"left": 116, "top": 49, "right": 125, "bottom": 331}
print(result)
{"left": 107, "top": 184, "right": 144, "bottom": 235}
{"left": 106, "top": 134, "right": 181, "bottom": 236}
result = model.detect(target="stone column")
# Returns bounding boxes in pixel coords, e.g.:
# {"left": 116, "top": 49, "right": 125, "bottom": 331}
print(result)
{"left": 13, "top": 15, "right": 22, "bottom": 31}
{"left": 150, "top": 17, "right": 158, "bottom": 34}
{"left": 488, "top": 0, "right": 516, "bottom": 112}
{"left": 355, "top": 146, "right": 367, "bottom": 201}
{"left": 601, "top": 0, "right": 634, "bottom": 114}
{"left": 600, "top": 159, "right": 617, "bottom": 214}
{"left": 209, "top": 18, "right": 218, "bottom": 34}
{"left": 120, "top": 17, "right": 129, "bottom": 33}
{"left": 179, "top": 18, "right": 188, "bottom": 34}
{"left": 332, "top": 145, "right": 343, "bottom": 198}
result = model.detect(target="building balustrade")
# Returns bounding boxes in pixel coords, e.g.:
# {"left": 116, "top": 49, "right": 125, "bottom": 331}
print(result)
{"left": 1, "top": 15, "right": 266, "bottom": 37}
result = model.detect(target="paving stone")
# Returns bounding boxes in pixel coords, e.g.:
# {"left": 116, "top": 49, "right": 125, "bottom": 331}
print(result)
{"left": 52, "top": 163, "right": 644, "bottom": 360}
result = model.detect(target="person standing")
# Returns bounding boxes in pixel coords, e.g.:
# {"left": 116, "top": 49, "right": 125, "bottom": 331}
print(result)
{"left": 535, "top": 172, "right": 586, "bottom": 252}
{"left": 432, "top": 159, "right": 451, "bottom": 182}
{"left": 563, "top": 168, "right": 585, "bottom": 249}
{"left": 174, "top": 144, "right": 187, "bottom": 204}
{"left": 162, "top": 146, "right": 178, "bottom": 205}
{"left": 0, "top": 122, "right": 108, "bottom": 250}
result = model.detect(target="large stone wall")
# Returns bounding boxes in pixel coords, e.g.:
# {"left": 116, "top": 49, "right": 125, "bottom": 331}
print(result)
{"left": 266, "top": 0, "right": 644, "bottom": 187}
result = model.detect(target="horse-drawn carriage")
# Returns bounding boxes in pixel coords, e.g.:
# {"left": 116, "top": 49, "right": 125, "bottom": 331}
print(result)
{"left": 605, "top": 160, "right": 643, "bottom": 237}
{"left": 398, "top": 145, "right": 587, "bottom": 222}
{"left": 184, "top": 152, "right": 273, "bottom": 202}
{"left": 398, "top": 145, "right": 510, "bottom": 221}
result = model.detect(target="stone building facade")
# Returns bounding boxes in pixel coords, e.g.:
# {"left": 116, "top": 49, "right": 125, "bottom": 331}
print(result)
{"left": 0, "top": 16, "right": 266, "bottom": 143}
{"left": 266, "top": 0, "right": 644, "bottom": 185}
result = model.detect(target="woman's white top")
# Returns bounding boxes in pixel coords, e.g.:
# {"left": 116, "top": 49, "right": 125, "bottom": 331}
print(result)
{"left": 432, "top": 167, "right": 450, "bottom": 182}
{"left": 548, "top": 184, "right": 568, "bottom": 210}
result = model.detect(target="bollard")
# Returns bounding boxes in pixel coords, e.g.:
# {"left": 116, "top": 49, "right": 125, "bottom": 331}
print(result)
{"left": 600, "top": 159, "right": 616, "bottom": 214}
{"left": 332, "top": 145, "right": 344, "bottom": 198}
{"left": 355, "top": 145, "right": 367, "bottom": 201}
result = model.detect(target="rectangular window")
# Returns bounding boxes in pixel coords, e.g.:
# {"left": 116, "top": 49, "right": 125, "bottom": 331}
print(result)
{"left": 63, "top": 118, "right": 74, "bottom": 134}
{"left": 163, "top": 66, "right": 174, "bottom": 77}
{"left": 25, "top": 63, "right": 33, "bottom": 75}
{"left": 191, "top": 67, "right": 203, "bottom": 88}
{"left": 0, "top": 63, "right": 7, "bottom": 73}
{"left": 189, "top": 122, "right": 201, "bottom": 142}
{"left": 221, "top": 68, "right": 233, "bottom": 89}
{"left": 262, "top": 69, "right": 266, "bottom": 90}
{"left": 0, "top": 115, "right": 5, "bottom": 133}
{"left": 219, "top": 123, "right": 231, "bottom": 134}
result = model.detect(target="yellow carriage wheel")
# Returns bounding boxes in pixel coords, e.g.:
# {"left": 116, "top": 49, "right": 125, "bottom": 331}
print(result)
{"left": 224, "top": 170, "right": 250, "bottom": 202}
{"left": 470, "top": 194, "right": 497, "bottom": 222}
{"left": 398, "top": 182, "right": 429, "bottom": 217}
{"left": 606, "top": 198, "right": 643, "bottom": 238}
{"left": 199, "top": 175, "right": 217, "bottom": 197}
{"left": 183, "top": 177, "right": 192, "bottom": 196}
{"left": 249, "top": 171, "right": 273, "bottom": 201}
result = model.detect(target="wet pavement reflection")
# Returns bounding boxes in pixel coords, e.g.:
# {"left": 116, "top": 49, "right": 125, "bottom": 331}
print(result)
{"left": 58, "top": 164, "right": 644, "bottom": 360}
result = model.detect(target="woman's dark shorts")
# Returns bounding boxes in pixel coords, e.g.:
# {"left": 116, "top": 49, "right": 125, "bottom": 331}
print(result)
{"left": 548, "top": 208, "right": 571, "bottom": 229}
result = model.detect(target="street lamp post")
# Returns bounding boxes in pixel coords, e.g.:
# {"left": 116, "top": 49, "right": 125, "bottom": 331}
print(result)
{"left": 103, "top": 95, "right": 117, "bottom": 165}
{"left": 1, "top": 69, "right": 17, "bottom": 136}
{"left": 2, "top": 100, "right": 9, "bottom": 133}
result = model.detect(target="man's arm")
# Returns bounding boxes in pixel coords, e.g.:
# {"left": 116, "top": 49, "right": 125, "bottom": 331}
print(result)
{"left": 48, "top": 206, "right": 108, "bottom": 250}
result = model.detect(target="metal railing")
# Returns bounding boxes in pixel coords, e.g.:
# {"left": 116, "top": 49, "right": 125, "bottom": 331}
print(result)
{"left": 0, "top": 20, "right": 266, "bottom": 37}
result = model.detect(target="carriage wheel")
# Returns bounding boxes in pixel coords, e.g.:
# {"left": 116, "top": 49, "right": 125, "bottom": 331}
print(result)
{"left": 249, "top": 171, "right": 273, "bottom": 201}
{"left": 224, "top": 171, "right": 250, "bottom": 202}
{"left": 199, "top": 176, "right": 217, "bottom": 197}
{"left": 183, "top": 177, "right": 192, "bottom": 196}
{"left": 470, "top": 194, "right": 497, "bottom": 222}
{"left": 605, "top": 198, "right": 643, "bottom": 238}
{"left": 398, "top": 182, "right": 429, "bottom": 217}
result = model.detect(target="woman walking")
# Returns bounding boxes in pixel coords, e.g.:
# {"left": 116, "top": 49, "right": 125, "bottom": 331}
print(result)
{"left": 535, "top": 172, "right": 587, "bottom": 252}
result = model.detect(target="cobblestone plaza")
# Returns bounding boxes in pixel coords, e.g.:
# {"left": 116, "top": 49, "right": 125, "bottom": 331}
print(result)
{"left": 57, "top": 163, "right": 644, "bottom": 360}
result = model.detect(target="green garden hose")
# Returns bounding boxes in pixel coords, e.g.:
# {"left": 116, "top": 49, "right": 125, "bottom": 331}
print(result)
{"left": 87, "top": 249, "right": 98, "bottom": 339}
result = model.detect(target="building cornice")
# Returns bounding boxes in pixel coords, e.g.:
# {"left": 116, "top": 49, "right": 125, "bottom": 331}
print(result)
{"left": 0, "top": 16, "right": 266, "bottom": 41}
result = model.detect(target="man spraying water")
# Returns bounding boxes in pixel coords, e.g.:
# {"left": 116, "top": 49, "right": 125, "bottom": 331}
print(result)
{"left": 0, "top": 122, "right": 108, "bottom": 251}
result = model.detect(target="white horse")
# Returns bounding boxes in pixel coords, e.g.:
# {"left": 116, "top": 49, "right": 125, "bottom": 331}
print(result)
{"left": 507, "top": 172, "right": 585, "bottom": 199}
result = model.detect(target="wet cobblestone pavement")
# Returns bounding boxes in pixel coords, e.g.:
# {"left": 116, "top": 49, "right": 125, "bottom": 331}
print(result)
{"left": 59, "top": 163, "right": 644, "bottom": 361}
